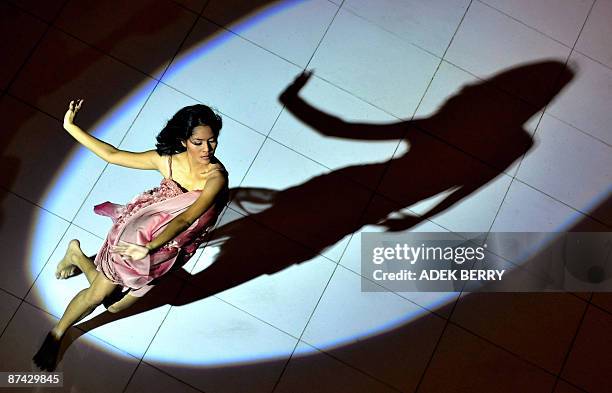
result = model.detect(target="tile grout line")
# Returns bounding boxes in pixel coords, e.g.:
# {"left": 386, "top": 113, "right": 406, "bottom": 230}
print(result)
{"left": 476, "top": 1, "right": 599, "bottom": 391}
{"left": 548, "top": 3, "right": 599, "bottom": 392}
{"left": 118, "top": 2, "right": 216, "bottom": 392}
{"left": 550, "top": 298, "right": 593, "bottom": 393}
{"left": 318, "top": 0, "right": 612, "bottom": 149}
{"left": 2, "top": 1, "right": 210, "bottom": 389}
{"left": 476, "top": 0, "right": 587, "bottom": 50}
{"left": 282, "top": 3, "right": 482, "bottom": 385}
{"left": 7, "top": 0, "right": 612, "bottom": 153}
{"left": 119, "top": 284, "right": 192, "bottom": 393}
{"left": 1, "top": 0, "right": 68, "bottom": 95}
{"left": 484, "top": 0, "right": 600, "bottom": 249}
{"left": 267, "top": 2, "right": 369, "bottom": 391}
{"left": 8, "top": 0, "right": 611, "bottom": 171}
{"left": 411, "top": 2, "right": 483, "bottom": 392}
{"left": 0, "top": 0, "right": 75, "bottom": 346}
{"left": 7, "top": 267, "right": 599, "bottom": 393}
{"left": 1, "top": 0, "right": 608, "bottom": 390}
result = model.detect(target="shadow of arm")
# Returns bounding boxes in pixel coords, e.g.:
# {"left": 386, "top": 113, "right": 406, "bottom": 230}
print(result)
{"left": 279, "top": 71, "right": 406, "bottom": 140}
{"left": 379, "top": 185, "right": 475, "bottom": 232}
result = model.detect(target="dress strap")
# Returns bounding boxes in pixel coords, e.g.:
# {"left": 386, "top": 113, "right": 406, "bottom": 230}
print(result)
{"left": 167, "top": 155, "right": 173, "bottom": 179}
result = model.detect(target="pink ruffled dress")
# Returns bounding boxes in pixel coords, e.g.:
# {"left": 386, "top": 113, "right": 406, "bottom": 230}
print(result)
{"left": 92, "top": 155, "right": 228, "bottom": 297}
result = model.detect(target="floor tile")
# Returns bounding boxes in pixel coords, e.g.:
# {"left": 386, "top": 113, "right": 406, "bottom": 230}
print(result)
{"left": 204, "top": 0, "right": 338, "bottom": 67}
{"left": 302, "top": 265, "right": 445, "bottom": 391}
{"left": 309, "top": 8, "right": 440, "bottom": 118}
{"left": 0, "top": 95, "right": 110, "bottom": 220}
{"left": 0, "top": 188, "right": 69, "bottom": 298}
{"left": 552, "top": 379, "right": 588, "bottom": 393}
{"left": 144, "top": 294, "right": 297, "bottom": 393}
{"left": 175, "top": 0, "right": 208, "bottom": 14}
{"left": 343, "top": 0, "right": 469, "bottom": 57}
{"left": 575, "top": 0, "right": 612, "bottom": 68}
{"left": 340, "top": 193, "right": 460, "bottom": 318}
{"left": 490, "top": 180, "right": 603, "bottom": 232}
{"left": 188, "top": 205, "right": 336, "bottom": 337}
{"left": 451, "top": 292, "right": 587, "bottom": 373}
{"left": 5, "top": 26, "right": 157, "bottom": 219}
{"left": 55, "top": 0, "right": 198, "bottom": 79}
{"left": 481, "top": 0, "right": 593, "bottom": 46}
{"left": 418, "top": 323, "right": 556, "bottom": 393}
{"left": 213, "top": 252, "right": 335, "bottom": 338}
{"left": 517, "top": 113, "right": 612, "bottom": 226}
{"left": 0, "top": 0, "right": 609, "bottom": 389}
{"left": 0, "top": 289, "right": 21, "bottom": 333}
{"left": 195, "top": 207, "right": 337, "bottom": 337}
{"left": 446, "top": 1, "right": 570, "bottom": 106}
{"left": 124, "top": 362, "right": 202, "bottom": 393}
{"left": 10, "top": 0, "right": 65, "bottom": 22}
{"left": 275, "top": 340, "right": 399, "bottom": 393}
{"left": 163, "top": 17, "right": 301, "bottom": 133}
{"left": 561, "top": 304, "right": 612, "bottom": 393}
{"left": 9, "top": 26, "right": 155, "bottom": 137}
{"left": 271, "top": 72, "right": 400, "bottom": 189}
{"left": 547, "top": 50, "right": 612, "bottom": 146}
{"left": 0, "top": 2, "right": 48, "bottom": 90}
{"left": 0, "top": 301, "right": 139, "bottom": 392}
{"left": 237, "top": 138, "right": 373, "bottom": 262}
{"left": 591, "top": 292, "right": 612, "bottom": 314}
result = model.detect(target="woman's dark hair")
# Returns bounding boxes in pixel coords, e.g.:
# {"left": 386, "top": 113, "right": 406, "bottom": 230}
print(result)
{"left": 155, "top": 104, "right": 222, "bottom": 155}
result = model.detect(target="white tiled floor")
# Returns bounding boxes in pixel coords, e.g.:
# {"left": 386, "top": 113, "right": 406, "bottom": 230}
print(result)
{"left": 1, "top": 0, "right": 610, "bottom": 392}
{"left": 310, "top": 7, "right": 440, "bottom": 118}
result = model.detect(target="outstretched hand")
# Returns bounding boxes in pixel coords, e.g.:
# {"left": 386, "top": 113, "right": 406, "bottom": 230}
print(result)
{"left": 280, "top": 70, "right": 313, "bottom": 103}
{"left": 110, "top": 240, "right": 149, "bottom": 261}
{"left": 63, "top": 99, "right": 84, "bottom": 126}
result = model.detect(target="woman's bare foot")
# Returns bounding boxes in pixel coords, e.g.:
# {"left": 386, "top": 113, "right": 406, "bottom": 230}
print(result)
{"left": 55, "top": 239, "right": 84, "bottom": 279}
{"left": 33, "top": 331, "right": 62, "bottom": 371}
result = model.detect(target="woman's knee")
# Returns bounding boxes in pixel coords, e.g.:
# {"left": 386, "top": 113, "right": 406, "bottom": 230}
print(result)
{"left": 83, "top": 288, "right": 107, "bottom": 306}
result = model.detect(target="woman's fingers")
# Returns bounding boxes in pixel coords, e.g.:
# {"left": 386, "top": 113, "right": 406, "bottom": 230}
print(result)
{"left": 68, "top": 99, "right": 84, "bottom": 112}
{"left": 111, "top": 240, "right": 135, "bottom": 253}
{"left": 110, "top": 244, "right": 125, "bottom": 253}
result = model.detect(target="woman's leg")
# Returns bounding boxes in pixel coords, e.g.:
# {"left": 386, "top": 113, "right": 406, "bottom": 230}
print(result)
{"left": 34, "top": 271, "right": 118, "bottom": 371}
{"left": 51, "top": 272, "right": 118, "bottom": 339}
{"left": 56, "top": 239, "right": 98, "bottom": 284}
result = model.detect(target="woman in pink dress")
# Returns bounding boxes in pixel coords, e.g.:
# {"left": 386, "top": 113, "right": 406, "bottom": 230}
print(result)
{"left": 34, "top": 100, "right": 229, "bottom": 371}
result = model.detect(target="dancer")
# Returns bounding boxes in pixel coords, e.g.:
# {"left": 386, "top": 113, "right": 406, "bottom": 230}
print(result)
{"left": 33, "top": 100, "right": 229, "bottom": 371}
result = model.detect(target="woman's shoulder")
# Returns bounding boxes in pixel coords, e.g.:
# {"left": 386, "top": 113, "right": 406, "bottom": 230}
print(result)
{"left": 208, "top": 158, "right": 228, "bottom": 175}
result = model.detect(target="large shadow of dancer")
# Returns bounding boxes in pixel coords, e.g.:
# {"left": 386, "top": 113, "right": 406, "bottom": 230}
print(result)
{"left": 177, "top": 61, "right": 575, "bottom": 294}
{"left": 63, "top": 61, "right": 574, "bottom": 363}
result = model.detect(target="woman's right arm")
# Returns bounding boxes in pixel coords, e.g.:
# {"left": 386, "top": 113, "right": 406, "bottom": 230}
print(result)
{"left": 63, "top": 99, "right": 161, "bottom": 170}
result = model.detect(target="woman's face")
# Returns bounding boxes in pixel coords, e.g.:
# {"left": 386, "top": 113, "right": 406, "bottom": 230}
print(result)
{"left": 182, "top": 125, "right": 218, "bottom": 164}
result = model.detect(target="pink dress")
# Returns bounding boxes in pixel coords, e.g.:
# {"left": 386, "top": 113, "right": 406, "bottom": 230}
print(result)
{"left": 92, "top": 155, "right": 228, "bottom": 297}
